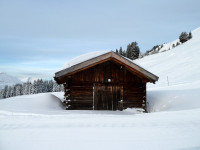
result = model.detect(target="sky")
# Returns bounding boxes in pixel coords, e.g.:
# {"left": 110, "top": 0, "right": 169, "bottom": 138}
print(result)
{"left": 0, "top": 0, "right": 200, "bottom": 81}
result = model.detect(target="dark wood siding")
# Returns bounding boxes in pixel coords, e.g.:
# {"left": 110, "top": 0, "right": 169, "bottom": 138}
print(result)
{"left": 64, "top": 60, "right": 147, "bottom": 111}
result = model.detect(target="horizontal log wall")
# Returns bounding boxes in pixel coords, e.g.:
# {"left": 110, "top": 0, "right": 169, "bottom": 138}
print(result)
{"left": 64, "top": 84, "right": 93, "bottom": 110}
{"left": 64, "top": 60, "right": 146, "bottom": 111}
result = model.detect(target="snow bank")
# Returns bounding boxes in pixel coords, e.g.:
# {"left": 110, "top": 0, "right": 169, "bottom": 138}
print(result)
{"left": 147, "top": 88, "right": 200, "bottom": 112}
{"left": 0, "top": 93, "right": 65, "bottom": 114}
{"left": 59, "top": 50, "right": 110, "bottom": 71}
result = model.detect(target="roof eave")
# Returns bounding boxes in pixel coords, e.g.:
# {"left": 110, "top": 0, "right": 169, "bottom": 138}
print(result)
{"left": 55, "top": 51, "right": 159, "bottom": 83}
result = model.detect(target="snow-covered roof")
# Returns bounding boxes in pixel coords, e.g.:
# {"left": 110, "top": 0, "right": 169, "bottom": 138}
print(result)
{"left": 59, "top": 51, "right": 109, "bottom": 71}
{"left": 55, "top": 51, "right": 159, "bottom": 84}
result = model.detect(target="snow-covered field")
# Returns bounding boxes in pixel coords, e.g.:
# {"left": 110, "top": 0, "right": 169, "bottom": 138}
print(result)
{"left": 1, "top": 27, "right": 200, "bottom": 150}
{"left": 0, "top": 92, "right": 200, "bottom": 150}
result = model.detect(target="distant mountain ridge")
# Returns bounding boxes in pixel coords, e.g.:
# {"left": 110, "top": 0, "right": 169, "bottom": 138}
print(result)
{"left": 0, "top": 72, "right": 22, "bottom": 90}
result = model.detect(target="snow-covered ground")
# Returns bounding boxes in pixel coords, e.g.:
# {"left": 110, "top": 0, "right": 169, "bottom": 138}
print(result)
{"left": 0, "top": 92, "right": 200, "bottom": 150}
{"left": 1, "top": 27, "right": 200, "bottom": 150}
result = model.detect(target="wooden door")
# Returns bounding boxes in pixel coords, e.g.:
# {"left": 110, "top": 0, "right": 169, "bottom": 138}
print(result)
{"left": 94, "top": 84, "right": 123, "bottom": 110}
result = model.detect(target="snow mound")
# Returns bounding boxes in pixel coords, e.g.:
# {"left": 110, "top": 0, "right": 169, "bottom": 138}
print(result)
{"left": 0, "top": 93, "right": 64, "bottom": 114}
{"left": 59, "top": 50, "right": 110, "bottom": 71}
{"left": 0, "top": 72, "right": 22, "bottom": 90}
{"left": 147, "top": 88, "right": 200, "bottom": 112}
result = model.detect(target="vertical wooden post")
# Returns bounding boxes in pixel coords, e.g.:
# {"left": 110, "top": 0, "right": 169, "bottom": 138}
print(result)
{"left": 143, "top": 83, "right": 147, "bottom": 113}
{"left": 93, "top": 83, "right": 95, "bottom": 110}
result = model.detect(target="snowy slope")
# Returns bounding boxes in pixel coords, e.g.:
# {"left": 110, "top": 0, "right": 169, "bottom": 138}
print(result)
{"left": 146, "top": 38, "right": 180, "bottom": 55}
{"left": 0, "top": 72, "right": 22, "bottom": 90}
{"left": 134, "top": 27, "right": 200, "bottom": 112}
{"left": 135, "top": 27, "right": 200, "bottom": 88}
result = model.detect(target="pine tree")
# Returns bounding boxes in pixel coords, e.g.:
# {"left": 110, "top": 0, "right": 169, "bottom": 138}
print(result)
{"left": 0, "top": 79, "right": 65, "bottom": 99}
{"left": 15, "top": 84, "right": 22, "bottom": 96}
{"left": 53, "top": 82, "right": 59, "bottom": 92}
{"left": 48, "top": 80, "right": 54, "bottom": 92}
{"left": 176, "top": 42, "right": 180, "bottom": 46}
{"left": 126, "top": 42, "right": 140, "bottom": 60}
{"left": 116, "top": 49, "right": 119, "bottom": 54}
{"left": 0, "top": 90, "right": 4, "bottom": 99}
{"left": 29, "top": 83, "right": 34, "bottom": 94}
{"left": 2, "top": 85, "right": 8, "bottom": 98}
{"left": 133, "top": 42, "right": 140, "bottom": 59}
{"left": 6, "top": 86, "right": 12, "bottom": 98}
{"left": 126, "top": 44, "right": 131, "bottom": 59}
{"left": 43, "top": 81, "right": 48, "bottom": 92}
{"left": 179, "top": 32, "right": 188, "bottom": 43}
{"left": 22, "top": 83, "right": 28, "bottom": 95}
{"left": 9, "top": 86, "right": 14, "bottom": 97}
{"left": 119, "top": 47, "right": 123, "bottom": 55}
{"left": 33, "top": 80, "right": 38, "bottom": 94}
{"left": 188, "top": 32, "right": 192, "bottom": 39}
{"left": 13, "top": 85, "right": 17, "bottom": 97}
{"left": 36, "top": 79, "right": 46, "bottom": 93}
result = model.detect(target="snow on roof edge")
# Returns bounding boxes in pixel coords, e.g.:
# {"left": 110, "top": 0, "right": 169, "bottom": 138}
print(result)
{"left": 57, "top": 50, "right": 111, "bottom": 72}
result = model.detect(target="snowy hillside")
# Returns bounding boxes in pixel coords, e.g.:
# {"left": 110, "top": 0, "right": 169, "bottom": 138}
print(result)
{"left": 135, "top": 27, "right": 200, "bottom": 112}
{"left": 0, "top": 72, "right": 22, "bottom": 90}
{"left": 136, "top": 27, "right": 200, "bottom": 89}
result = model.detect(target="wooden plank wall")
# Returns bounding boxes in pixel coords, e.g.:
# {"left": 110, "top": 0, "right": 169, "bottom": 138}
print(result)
{"left": 64, "top": 60, "right": 146, "bottom": 111}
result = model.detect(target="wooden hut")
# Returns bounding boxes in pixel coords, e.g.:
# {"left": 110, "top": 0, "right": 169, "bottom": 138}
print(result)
{"left": 54, "top": 51, "right": 158, "bottom": 111}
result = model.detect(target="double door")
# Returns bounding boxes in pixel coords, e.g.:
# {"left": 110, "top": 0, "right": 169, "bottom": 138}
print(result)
{"left": 94, "top": 84, "right": 123, "bottom": 110}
